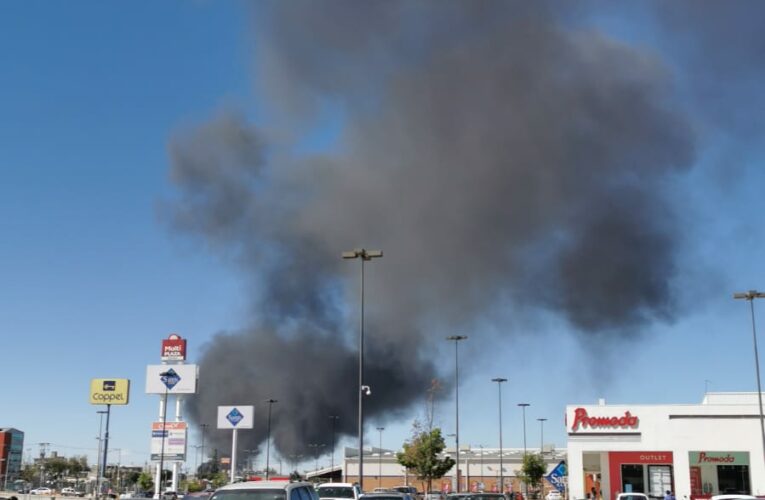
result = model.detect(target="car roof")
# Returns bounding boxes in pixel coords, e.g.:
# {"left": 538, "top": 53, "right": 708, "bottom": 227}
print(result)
{"left": 318, "top": 484, "right": 357, "bottom": 488}
{"left": 360, "top": 494, "right": 407, "bottom": 498}
{"left": 216, "top": 482, "right": 313, "bottom": 491}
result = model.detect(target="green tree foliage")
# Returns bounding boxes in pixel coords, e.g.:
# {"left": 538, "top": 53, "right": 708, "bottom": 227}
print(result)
{"left": 137, "top": 472, "right": 154, "bottom": 493}
{"left": 517, "top": 453, "right": 547, "bottom": 496}
{"left": 396, "top": 424, "right": 455, "bottom": 492}
{"left": 20, "top": 464, "right": 37, "bottom": 483}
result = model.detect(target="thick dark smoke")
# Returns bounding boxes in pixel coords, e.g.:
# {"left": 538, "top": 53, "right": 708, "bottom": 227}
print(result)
{"left": 167, "top": 2, "right": 696, "bottom": 460}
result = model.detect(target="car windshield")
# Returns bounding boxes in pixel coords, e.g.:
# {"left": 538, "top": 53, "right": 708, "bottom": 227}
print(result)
{"left": 620, "top": 496, "right": 647, "bottom": 500}
{"left": 211, "top": 491, "right": 286, "bottom": 500}
{"left": 319, "top": 489, "right": 355, "bottom": 499}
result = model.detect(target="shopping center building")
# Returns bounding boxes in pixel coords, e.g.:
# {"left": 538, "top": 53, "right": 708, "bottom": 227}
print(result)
{"left": 566, "top": 393, "right": 765, "bottom": 500}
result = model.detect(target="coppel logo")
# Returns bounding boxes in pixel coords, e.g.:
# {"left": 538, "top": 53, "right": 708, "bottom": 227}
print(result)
{"left": 103, "top": 381, "right": 116, "bottom": 391}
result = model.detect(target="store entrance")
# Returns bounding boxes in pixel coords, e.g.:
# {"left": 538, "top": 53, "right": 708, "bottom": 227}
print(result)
{"left": 717, "top": 465, "right": 750, "bottom": 495}
{"left": 621, "top": 465, "right": 644, "bottom": 494}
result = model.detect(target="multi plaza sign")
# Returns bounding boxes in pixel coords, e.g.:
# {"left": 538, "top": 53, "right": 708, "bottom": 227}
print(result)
{"left": 90, "top": 378, "right": 130, "bottom": 405}
{"left": 570, "top": 407, "right": 639, "bottom": 431}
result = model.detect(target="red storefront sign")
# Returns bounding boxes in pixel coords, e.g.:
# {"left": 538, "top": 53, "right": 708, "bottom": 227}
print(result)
{"left": 161, "top": 334, "right": 187, "bottom": 361}
{"left": 608, "top": 451, "right": 673, "bottom": 500}
{"left": 571, "top": 407, "right": 639, "bottom": 431}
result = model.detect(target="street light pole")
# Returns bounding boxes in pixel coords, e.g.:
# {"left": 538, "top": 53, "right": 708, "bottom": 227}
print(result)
{"left": 308, "top": 444, "right": 326, "bottom": 473}
{"left": 329, "top": 416, "right": 340, "bottom": 471}
{"left": 96, "top": 410, "right": 107, "bottom": 499}
{"left": 447, "top": 335, "right": 468, "bottom": 493}
{"left": 492, "top": 378, "right": 507, "bottom": 494}
{"left": 537, "top": 419, "right": 547, "bottom": 456}
{"left": 376, "top": 427, "right": 385, "bottom": 488}
{"left": 734, "top": 290, "right": 765, "bottom": 474}
{"left": 343, "top": 248, "right": 383, "bottom": 491}
{"left": 265, "top": 399, "right": 278, "bottom": 480}
{"left": 518, "top": 403, "right": 530, "bottom": 499}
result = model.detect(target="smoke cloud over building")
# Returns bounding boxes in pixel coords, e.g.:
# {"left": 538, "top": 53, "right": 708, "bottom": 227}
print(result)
{"left": 166, "top": 2, "right": 699, "bottom": 459}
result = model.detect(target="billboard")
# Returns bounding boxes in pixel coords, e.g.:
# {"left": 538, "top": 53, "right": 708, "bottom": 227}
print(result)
{"left": 217, "top": 405, "right": 254, "bottom": 429}
{"left": 545, "top": 460, "right": 567, "bottom": 493}
{"left": 145, "top": 365, "right": 198, "bottom": 394}
{"left": 150, "top": 421, "right": 187, "bottom": 461}
{"left": 161, "top": 334, "right": 187, "bottom": 361}
{"left": 90, "top": 379, "right": 130, "bottom": 405}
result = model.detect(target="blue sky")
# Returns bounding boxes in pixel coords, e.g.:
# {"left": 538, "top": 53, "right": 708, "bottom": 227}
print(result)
{"left": 2, "top": 1, "right": 765, "bottom": 474}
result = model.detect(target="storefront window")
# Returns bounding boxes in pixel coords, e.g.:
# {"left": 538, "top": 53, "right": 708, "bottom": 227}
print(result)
{"left": 622, "top": 465, "right": 645, "bottom": 494}
{"left": 688, "top": 452, "right": 751, "bottom": 499}
{"left": 717, "top": 465, "right": 750, "bottom": 495}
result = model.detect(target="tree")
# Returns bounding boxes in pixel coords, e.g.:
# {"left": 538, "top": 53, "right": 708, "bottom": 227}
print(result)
{"left": 396, "top": 424, "right": 455, "bottom": 493}
{"left": 517, "top": 453, "right": 547, "bottom": 498}
{"left": 137, "top": 471, "right": 154, "bottom": 493}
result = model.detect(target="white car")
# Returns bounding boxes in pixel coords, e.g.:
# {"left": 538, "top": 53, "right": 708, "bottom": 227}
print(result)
{"left": 710, "top": 496, "right": 756, "bottom": 500}
{"left": 615, "top": 494, "right": 649, "bottom": 500}
{"left": 317, "top": 483, "right": 362, "bottom": 500}
{"left": 30, "top": 488, "right": 53, "bottom": 496}
{"left": 212, "top": 481, "right": 319, "bottom": 500}
{"left": 545, "top": 492, "right": 562, "bottom": 500}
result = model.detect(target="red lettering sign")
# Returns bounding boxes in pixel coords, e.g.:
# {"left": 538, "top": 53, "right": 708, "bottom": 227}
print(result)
{"left": 571, "top": 407, "right": 639, "bottom": 431}
{"left": 161, "top": 334, "right": 187, "bottom": 361}
{"left": 698, "top": 452, "right": 735, "bottom": 464}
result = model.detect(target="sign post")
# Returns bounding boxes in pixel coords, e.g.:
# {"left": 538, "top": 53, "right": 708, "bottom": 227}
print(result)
{"left": 217, "top": 406, "right": 254, "bottom": 483}
{"left": 146, "top": 335, "right": 197, "bottom": 498}
{"left": 89, "top": 379, "right": 130, "bottom": 500}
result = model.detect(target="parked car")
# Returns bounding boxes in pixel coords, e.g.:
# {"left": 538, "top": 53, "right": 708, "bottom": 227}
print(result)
{"left": 359, "top": 493, "right": 410, "bottom": 500}
{"left": 30, "top": 488, "right": 53, "bottom": 496}
{"left": 710, "top": 496, "right": 756, "bottom": 500}
{"left": 318, "top": 483, "right": 362, "bottom": 500}
{"left": 211, "top": 481, "right": 319, "bottom": 500}
{"left": 545, "top": 492, "right": 563, "bottom": 500}
{"left": 615, "top": 493, "right": 649, "bottom": 500}
{"left": 61, "top": 488, "right": 85, "bottom": 497}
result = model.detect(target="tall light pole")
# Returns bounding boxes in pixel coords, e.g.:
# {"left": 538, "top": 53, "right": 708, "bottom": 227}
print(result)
{"left": 734, "top": 290, "right": 765, "bottom": 472}
{"left": 376, "top": 427, "right": 385, "bottom": 488}
{"left": 446, "top": 335, "right": 468, "bottom": 492}
{"left": 200, "top": 424, "right": 208, "bottom": 474}
{"left": 537, "top": 418, "right": 547, "bottom": 456}
{"left": 343, "top": 247, "right": 383, "bottom": 491}
{"left": 492, "top": 378, "right": 507, "bottom": 494}
{"left": 96, "top": 410, "right": 107, "bottom": 499}
{"left": 329, "top": 416, "right": 340, "bottom": 471}
{"left": 518, "top": 403, "right": 530, "bottom": 498}
{"left": 308, "top": 444, "right": 326, "bottom": 473}
{"left": 265, "top": 399, "right": 278, "bottom": 480}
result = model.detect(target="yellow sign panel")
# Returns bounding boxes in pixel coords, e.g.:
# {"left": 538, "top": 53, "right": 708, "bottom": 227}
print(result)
{"left": 90, "top": 379, "right": 130, "bottom": 405}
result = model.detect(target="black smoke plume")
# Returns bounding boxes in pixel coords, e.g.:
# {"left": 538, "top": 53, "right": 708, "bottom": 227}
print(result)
{"left": 167, "top": 2, "right": 695, "bottom": 460}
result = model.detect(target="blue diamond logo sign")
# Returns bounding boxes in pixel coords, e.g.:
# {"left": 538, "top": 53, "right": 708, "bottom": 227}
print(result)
{"left": 160, "top": 369, "right": 181, "bottom": 390}
{"left": 226, "top": 408, "right": 244, "bottom": 427}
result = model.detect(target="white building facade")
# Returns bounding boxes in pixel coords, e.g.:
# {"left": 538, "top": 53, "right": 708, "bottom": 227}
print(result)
{"left": 566, "top": 393, "right": 765, "bottom": 500}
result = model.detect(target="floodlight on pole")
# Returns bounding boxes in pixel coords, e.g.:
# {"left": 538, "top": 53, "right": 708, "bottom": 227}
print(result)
{"left": 537, "top": 418, "right": 547, "bottom": 456}
{"left": 265, "top": 399, "right": 278, "bottom": 480}
{"left": 376, "top": 427, "right": 385, "bottom": 488}
{"left": 734, "top": 289, "right": 765, "bottom": 475}
{"left": 343, "top": 247, "right": 383, "bottom": 490}
{"left": 492, "top": 378, "right": 507, "bottom": 494}
{"left": 447, "top": 335, "right": 468, "bottom": 492}
{"left": 329, "top": 416, "right": 340, "bottom": 471}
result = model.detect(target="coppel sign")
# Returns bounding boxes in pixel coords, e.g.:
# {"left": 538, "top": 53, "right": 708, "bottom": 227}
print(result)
{"left": 90, "top": 378, "right": 130, "bottom": 405}
{"left": 161, "top": 334, "right": 187, "bottom": 361}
